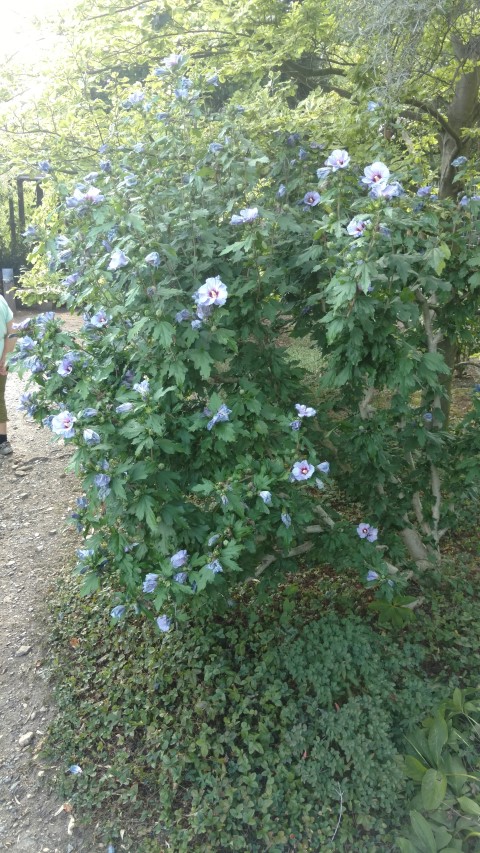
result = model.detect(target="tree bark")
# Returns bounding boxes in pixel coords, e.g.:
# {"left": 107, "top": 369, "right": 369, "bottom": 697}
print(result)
{"left": 437, "top": 337, "right": 458, "bottom": 424}
{"left": 438, "top": 42, "right": 480, "bottom": 199}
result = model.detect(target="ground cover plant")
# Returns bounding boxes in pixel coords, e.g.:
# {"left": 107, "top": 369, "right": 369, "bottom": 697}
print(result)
{"left": 398, "top": 685, "right": 480, "bottom": 852}
{"left": 44, "top": 525, "right": 479, "bottom": 852}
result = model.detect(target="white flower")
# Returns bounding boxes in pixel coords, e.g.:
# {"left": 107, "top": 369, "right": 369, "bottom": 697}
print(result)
{"left": 295, "top": 404, "right": 316, "bottom": 418}
{"left": 361, "top": 161, "right": 390, "bottom": 187}
{"left": 324, "top": 149, "right": 350, "bottom": 171}
{"left": 157, "top": 615, "right": 172, "bottom": 632}
{"left": 291, "top": 460, "right": 315, "bottom": 481}
{"left": 230, "top": 207, "right": 258, "bottom": 225}
{"left": 195, "top": 276, "right": 228, "bottom": 307}
{"left": 347, "top": 218, "right": 370, "bottom": 238}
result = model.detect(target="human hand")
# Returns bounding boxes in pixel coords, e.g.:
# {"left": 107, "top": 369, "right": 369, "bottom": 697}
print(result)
{"left": 0, "top": 362, "right": 7, "bottom": 376}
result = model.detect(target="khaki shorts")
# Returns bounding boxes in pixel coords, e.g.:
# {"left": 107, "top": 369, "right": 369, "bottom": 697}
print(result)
{"left": 0, "top": 373, "right": 7, "bottom": 423}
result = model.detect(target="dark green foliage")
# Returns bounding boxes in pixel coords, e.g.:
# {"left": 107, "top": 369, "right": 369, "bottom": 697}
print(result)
{"left": 47, "top": 580, "right": 438, "bottom": 852}
{"left": 398, "top": 688, "right": 480, "bottom": 852}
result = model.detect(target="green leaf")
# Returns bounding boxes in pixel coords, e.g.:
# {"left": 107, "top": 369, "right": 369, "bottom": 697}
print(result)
{"left": 426, "top": 242, "right": 450, "bottom": 275}
{"left": 215, "top": 422, "right": 236, "bottom": 442}
{"left": 390, "top": 254, "right": 412, "bottom": 284}
{"left": 127, "top": 316, "right": 150, "bottom": 341}
{"left": 157, "top": 438, "right": 182, "bottom": 453}
{"left": 410, "top": 810, "right": 437, "bottom": 853}
{"left": 191, "top": 480, "right": 214, "bottom": 495}
{"left": 422, "top": 352, "right": 450, "bottom": 375}
{"left": 124, "top": 213, "right": 145, "bottom": 232}
{"left": 428, "top": 713, "right": 448, "bottom": 764}
{"left": 421, "top": 769, "right": 447, "bottom": 810}
{"left": 468, "top": 271, "right": 480, "bottom": 290}
{"left": 119, "top": 420, "right": 145, "bottom": 440}
{"left": 220, "top": 540, "right": 243, "bottom": 571}
{"left": 443, "top": 754, "right": 467, "bottom": 796}
{"left": 457, "top": 796, "right": 480, "bottom": 817}
{"left": 219, "top": 240, "right": 248, "bottom": 256}
{"left": 167, "top": 360, "right": 187, "bottom": 386}
{"left": 451, "top": 688, "right": 463, "bottom": 711}
{"left": 432, "top": 826, "right": 452, "bottom": 850}
{"left": 153, "top": 588, "right": 168, "bottom": 609}
{"left": 404, "top": 755, "right": 429, "bottom": 782}
{"left": 152, "top": 321, "right": 174, "bottom": 348}
{"left": 80, "top": 573, "right": 100, "bottom": 597}
{"left": 358, "top": 263, "right": 371, "bottom": 293}
{"left": 396, "top": 840, "right": 418, "bottom": 853}
{"left": 189, "top": 349, "right": 214, "bottom": 379}
{"left": 146, "top": 414, "right": 165, "bottom": 435}
{"left": 129, "top": 461, "right": 150, "bottom": 481}
{"left": 133, "top": 495, "right": 158, "bottom": 531}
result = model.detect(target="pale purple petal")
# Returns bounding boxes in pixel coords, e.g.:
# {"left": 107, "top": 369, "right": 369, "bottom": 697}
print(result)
{"left": 361, "top": 161, "right": 390, "bottom": 187}
{"left": 195, "top": 276, "right": 228, "bottom": 307}
{"left": 295, "top": 404, "right": 316, "bottom": 418}
{"left": 324, "top": 149, "right": 350, "bottom": 171}
{"left": 156, "top": 614, "right": 172, "bottom": 632}
{"left": 143, "top": 573, "right": 159, "bottom": 593}
{"left": 170, "top": 549, "right": 188, "bottom": 569}
{"left": 291, "top": 460, "right": 315, "bottom": 481}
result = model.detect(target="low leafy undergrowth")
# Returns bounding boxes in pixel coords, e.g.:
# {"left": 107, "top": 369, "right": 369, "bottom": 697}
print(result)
{"left": 43, "top": 563, "right": 459, "bottom": 853}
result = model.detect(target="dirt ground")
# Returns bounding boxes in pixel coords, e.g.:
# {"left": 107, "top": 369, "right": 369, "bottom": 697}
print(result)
{"left": 0, "top": 312, "right": 97, "bottom": 853}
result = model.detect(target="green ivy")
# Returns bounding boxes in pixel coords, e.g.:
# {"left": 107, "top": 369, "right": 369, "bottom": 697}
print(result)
{"left": 47, "top": 582, "right": 438, "bottom": 852}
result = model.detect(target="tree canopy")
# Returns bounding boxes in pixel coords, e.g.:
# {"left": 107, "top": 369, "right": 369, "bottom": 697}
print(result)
{"left": 1, "top": 0, "right": 479, "bottom": 195}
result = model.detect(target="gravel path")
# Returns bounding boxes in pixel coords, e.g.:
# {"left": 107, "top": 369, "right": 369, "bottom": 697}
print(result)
{"left": 0, "top": 319, "right": 95, "bottom": 852}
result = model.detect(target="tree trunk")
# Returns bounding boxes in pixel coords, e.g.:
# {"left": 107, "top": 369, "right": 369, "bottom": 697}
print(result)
{"left": 438, "top": 337, "right": 458, "bottom": 425}
{"left": 438, "top": 48, "right": 480, "bottom": 200}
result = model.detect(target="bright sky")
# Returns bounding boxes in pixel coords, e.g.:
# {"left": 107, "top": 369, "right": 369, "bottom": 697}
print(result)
{"left": 2, "top": 0, "right": 75, "bottom": 63}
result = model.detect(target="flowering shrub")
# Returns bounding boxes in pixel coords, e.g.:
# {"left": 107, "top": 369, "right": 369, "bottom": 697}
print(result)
{"left": 13, "top": 58, "right": 480, "bottom": 627}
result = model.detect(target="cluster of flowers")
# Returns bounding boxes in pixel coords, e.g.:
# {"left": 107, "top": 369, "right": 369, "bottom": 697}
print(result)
{"left": 110, "top": 544, "right": 225, "bottom": 632}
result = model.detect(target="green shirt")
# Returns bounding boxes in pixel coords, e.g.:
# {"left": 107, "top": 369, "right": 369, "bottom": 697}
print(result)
{"left": 0, "top": 295, "right": 14, "bottom": 361}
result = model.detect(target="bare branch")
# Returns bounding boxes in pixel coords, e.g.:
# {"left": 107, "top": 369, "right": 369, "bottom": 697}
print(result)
{"left": 82, "top": 0, "right": 157, "bottom": 21}
{"left": 412, "top": 492, "right": 432, "bottom": 537}
{"left": 313, "top": 505, "right": 336, "bottom": 529}
{"left": 405, "top": 97, "right": 463, "bottom": 145}
{"left": 359, "top": 386, "right": 376, "bottom": 420}
{"left": 400, "top": 527, "right": 431, "bottom": 568}
{"left": 430, "top": 464, "right": 442, "bottom": 546}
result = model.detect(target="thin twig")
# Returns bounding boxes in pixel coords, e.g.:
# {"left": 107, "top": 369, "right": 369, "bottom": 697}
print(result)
{"left": 430, "top": 464, "right": 442, "bottom": 547}
{"left": 330, "top": 785, "right": 344, "bottom": 843}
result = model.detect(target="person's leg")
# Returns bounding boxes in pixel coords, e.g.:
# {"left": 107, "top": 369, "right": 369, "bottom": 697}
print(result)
{"left": 0, "top": 372, "right": 7, "bottom": 434}
{"left": 0, "top": 373, "right": 12, "bottom": 454}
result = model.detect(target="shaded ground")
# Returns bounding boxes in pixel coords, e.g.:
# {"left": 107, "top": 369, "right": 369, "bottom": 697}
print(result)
{"left": 0, "top": 313, "right": 97, "bottom": 853}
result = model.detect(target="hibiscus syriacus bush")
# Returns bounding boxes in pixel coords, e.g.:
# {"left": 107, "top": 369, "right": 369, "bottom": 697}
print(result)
{"left": 13, "top": 60, "right": 480, "bottom": 629}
